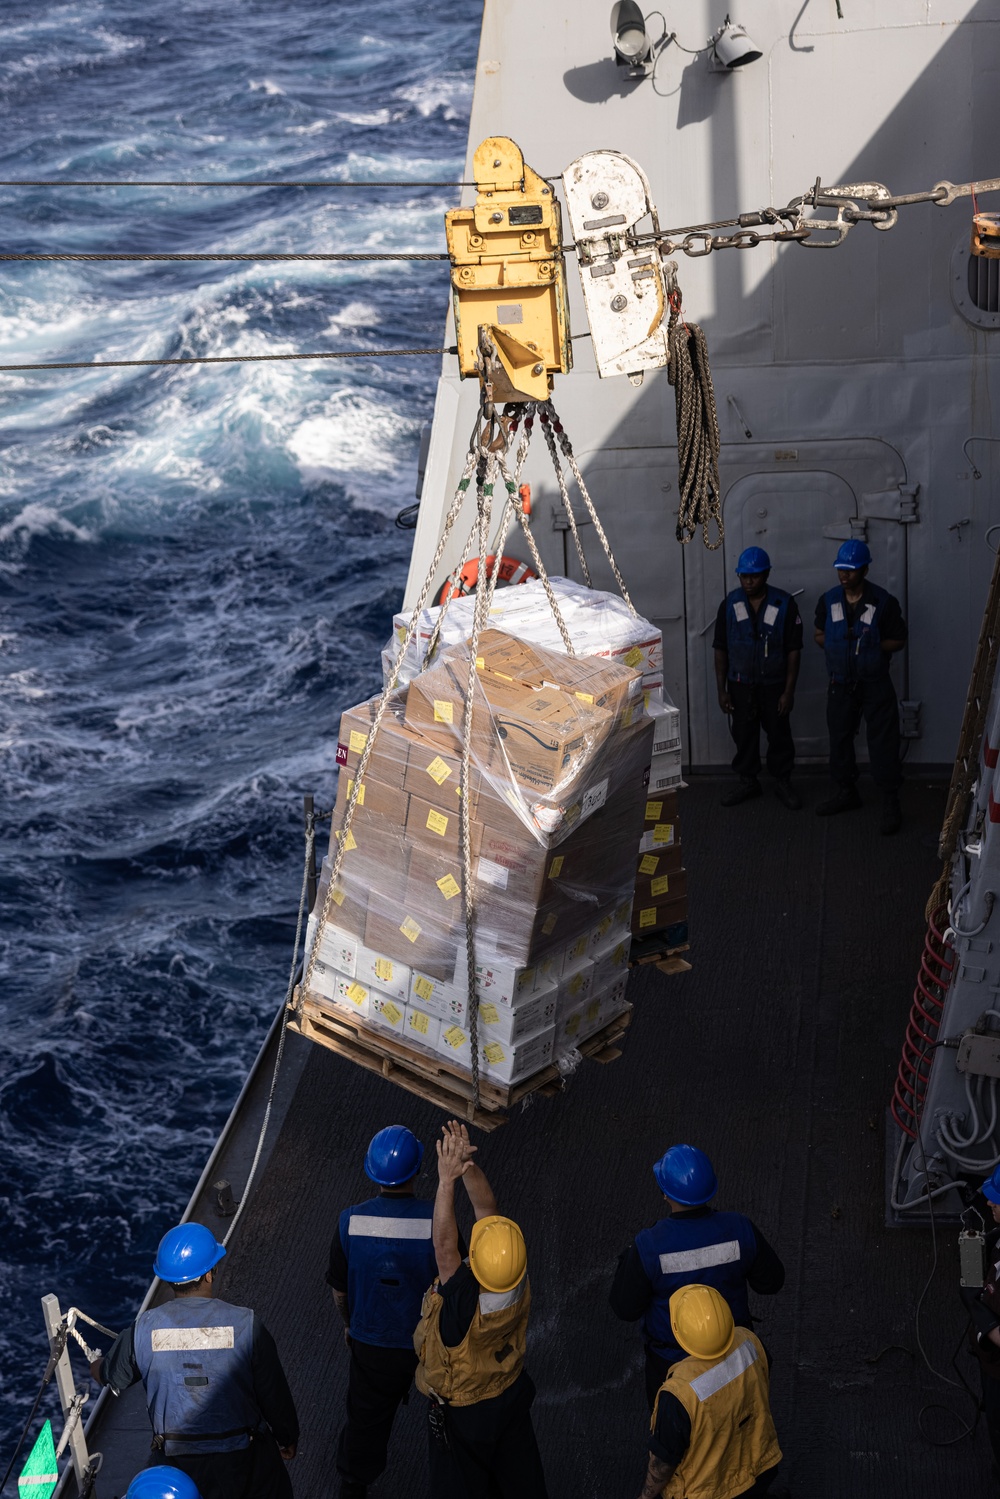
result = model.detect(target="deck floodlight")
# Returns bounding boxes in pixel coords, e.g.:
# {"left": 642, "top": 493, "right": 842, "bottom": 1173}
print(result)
{"left": 611, "top": 2, "right": 653, "bottom": 77}
{"left": 712, "top": 17, "right": 762, "bottom": 68}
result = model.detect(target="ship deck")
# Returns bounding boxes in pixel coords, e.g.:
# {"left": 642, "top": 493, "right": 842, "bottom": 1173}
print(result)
{"left": 86, "top": 773, "right": 993, "bottom": 1498}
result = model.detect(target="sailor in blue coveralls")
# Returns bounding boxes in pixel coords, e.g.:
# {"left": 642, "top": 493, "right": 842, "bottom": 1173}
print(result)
{"left": 609, "top": 1144, "right": 785, "bottom": 1410}
{"left": 92, "top": 1222, "right": 298, "bottom": 1499}
{"left": 813, "top": 539, "right": 907, "bottom": 834}
{"left": 327, "top": 1125, "right": 444, "bottom": 1499}
{"left": 713, "top": 546, "right": 803, "bottom": 810}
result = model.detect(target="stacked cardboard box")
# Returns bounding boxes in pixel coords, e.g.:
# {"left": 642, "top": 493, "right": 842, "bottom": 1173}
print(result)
{"left": 631, "top": 778, "right": 689, "bottom": 947}
{"left": 304, "top": 626, "right": 654, "bottom": 1089}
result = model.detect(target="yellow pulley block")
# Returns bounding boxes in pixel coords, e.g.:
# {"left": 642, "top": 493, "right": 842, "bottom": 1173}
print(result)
{"left": 972, "top": 212, "right": 1000, "bottom": 260}
{"left": 446, "top": 136, "right": 571, "bottom": 403}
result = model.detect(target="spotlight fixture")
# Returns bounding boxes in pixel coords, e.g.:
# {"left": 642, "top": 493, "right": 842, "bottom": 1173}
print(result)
{"left": 611, "top": 1, "right": 653, "bottom": 77}
{"left": 711, "top": 16, "right": 762, "bottom": 69}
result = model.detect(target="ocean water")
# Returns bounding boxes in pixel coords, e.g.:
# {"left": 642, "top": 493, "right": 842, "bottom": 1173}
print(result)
{"left": 0, "top": 0, "right": 480, "bottom": 1455}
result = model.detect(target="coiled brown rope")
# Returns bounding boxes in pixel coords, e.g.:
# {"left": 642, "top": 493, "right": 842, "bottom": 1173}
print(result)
{"left": 667, "top": 276, "right": 723, "bottom": 551}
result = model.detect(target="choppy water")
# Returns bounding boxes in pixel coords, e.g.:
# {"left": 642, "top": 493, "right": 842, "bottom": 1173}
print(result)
{"left": 0, "top": 0, "right": 480, "bottom": 1454}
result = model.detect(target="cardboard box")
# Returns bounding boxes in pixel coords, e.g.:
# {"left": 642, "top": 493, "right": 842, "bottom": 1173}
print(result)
{"left": 330, "top": 822, "right": 412, "bottom": 906}
{"left": 436, "top": 1020, "right": 472, "bottom": 1068}
{"left": 335, "top": 698, "right": 411, "bottom": 788}
{"left": 634, "top": 866, "right": 687, "bottom": 908}
{"left": 649, "top": 747, "right": 682, "bottom": 793}
{"left": 404, "top": 659, "right": 470, "bottom": 745}
{"left": 368, "top": 993, "right": 408, "bottom": 1037}
{"left": 648, "top": 696, "right": 681, "bottom": 754}
{"left": 492, "top": 687, "right": 611, "bottom": 796}
{"left": 403, "top": 1004, "right": 441, "bottom": 1052}
{"left": 635, "top": 846, "right": 684, "bottom": 880}
{"left": 355, "top": 943, "right": 411, "bottom": 1003}
{"left": 334, "top": 772, "right": 410, "bottom": 827}
{"left": 591, "top": 936, "right": 632, "bottom": 991}
{"left": 474, "top": 953, "right": 540, "bottom": 1008}
{"left": 409, "top": 968, "right": 471, "bottom": 1025}
{"left": 642, "top": 790, "right": 679, "bottom": 825}
{"left": 364, "top": 908, "right": 458, "bottom": 982}
{"left": 558, "top": 959, "right": 595, "bottom": 1012}
{"left": 556, "top": 994, "right": 606, "bottom": 1050}
{"left": 477, "top": 981, "right": 558, "bottom": 1045}
{"left": 405, "top": 793, "right": 465, "bottom": 857}
{"left": 309, "top": 958, "right": 341, "bottom": 1001}
{"left": 333, "top": 974, "right": 372, "bottom": 1022}
{"left": 479, "top": 1023, "right": 556, "bottom": 1086}
{"left": 638, "top": 822, "right": 677, "bottom": 855}
{"left": 313, "top": 861, "right": 369, "bottom": 941}
{"left": 402, "top": 735, "right": 484, "bottom": 806}
{"left": 314, "top": 924, "right": 359, "bottom": 978}
{"left": 632, "top": 893, "right": 689, "bottom": 937}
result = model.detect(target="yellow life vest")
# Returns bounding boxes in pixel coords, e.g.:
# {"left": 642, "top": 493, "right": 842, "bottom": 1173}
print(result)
{"left": 413, "top": 1272, "right": 530, "bottom": 1407}
{"left": 652, "top": 1328, "right": 781, "bottom": 1499}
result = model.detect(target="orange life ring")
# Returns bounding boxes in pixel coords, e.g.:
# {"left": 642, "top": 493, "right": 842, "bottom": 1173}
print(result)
{"left": 437, "top": 553, "right": 537, "bottom": 606}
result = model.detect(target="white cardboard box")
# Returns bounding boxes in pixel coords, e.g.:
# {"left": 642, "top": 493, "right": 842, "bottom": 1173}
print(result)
{"left": 409, "top": 970, "right": 471, "bottom": 1025}
{"left": 474, "top": 953, "right": 541, "bottom": 1008}
{"left": 310, "top": 958, "right": 341, "bottom": 1001}
{"left": 436, "top": 1021, "right": 472, "bottom": 1068}
{"left": 368, "top": 993, "right": 408, "bottom": 1037}
{"left": 356, "top": 943, "right": 410, "bottom": 1003}
{"left": 480, "top": 1023, "right": 556, "bottom": 1085}
{"left": 403, "top": 1005, "right": 441, "bottom": 1052}
{"left": 557, "top": 959, "right": 595, "bottom": 1013}
{"left": 591, "top": 936, "right": 632, "bottom": 991}
{"left": 316, "top": 924, "right": 359, "bottom": 976}
{"left": 648, "top": 696, "right": 681, "bottom": 754}
{"left": 333, "top": 975, "right": 371, "bottom": 1022}
{"left": 555, "top": 996, "right": 605, "bottom": 1050}
{"left": 477, "top": 982, "right": 558, "bottom": 1045}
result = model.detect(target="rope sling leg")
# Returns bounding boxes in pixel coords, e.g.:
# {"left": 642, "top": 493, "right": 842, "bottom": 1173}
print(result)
{"left": 542, "top": 401, "right": 639, "bottom": 614}
{"left": 538, "top": 408, "right": 592, "bottom": 586}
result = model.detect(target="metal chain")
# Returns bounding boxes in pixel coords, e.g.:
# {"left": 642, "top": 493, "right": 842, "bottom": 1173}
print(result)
{"left": 542, "top": 402, "right": 638, "bottom": 611}
{"left": 538, "top": 409, "right": 592, "bottom": 585}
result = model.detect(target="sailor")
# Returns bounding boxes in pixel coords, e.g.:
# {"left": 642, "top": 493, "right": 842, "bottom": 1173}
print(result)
{"left": 91, "top": 1221, "right": 298, "bottom": 1499}
{"left": 960, "top": 1164, "right": 1000, "bottom": 1484}
{"left": 327, "top": 1125, "right": 440, "bottom": 1499}
{"left": 125, "top": 1470, "right": 203, "bottom": 1499}
{"left": 413, "top": 1118, "right": 547, "bottom": 1498}
{"left": 712, "top": 547, "right": 803, "bottom": 810}
{"left": 813, "top": 539, "right": 907, "bottom": 834}
{"left": 638, "top": 1284, "right": 782, "bottom": 1499}
{"left": 610, "top": 1144, "right": 785, "bottom": 1410}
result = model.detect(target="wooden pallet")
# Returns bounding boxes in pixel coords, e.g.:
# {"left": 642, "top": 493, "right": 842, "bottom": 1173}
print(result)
{"left": 629, "top": 939, "right": 691, "bottom": 967}
{"left": 288, "top": 991, "right": 632, "bottom": 1131}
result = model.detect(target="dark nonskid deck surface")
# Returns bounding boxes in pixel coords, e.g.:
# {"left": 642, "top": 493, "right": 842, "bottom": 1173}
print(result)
{"left": 93, "top": 775, "right": 992, "bottom": 1496}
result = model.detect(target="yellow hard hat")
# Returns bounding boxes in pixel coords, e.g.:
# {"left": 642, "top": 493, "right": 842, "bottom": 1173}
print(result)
{"left": 669, "top": 1284, "right": 735, "bottom": 1360}
{"left": 469, "top": 1215, "right": 527, "bottom": 1293}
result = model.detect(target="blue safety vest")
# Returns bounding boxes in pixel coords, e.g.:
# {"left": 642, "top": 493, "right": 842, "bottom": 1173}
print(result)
{"left": 725, "top": 587, "right": 792, "bottom": 686}
{"left": 134, "top": 1297, "right": 257, "bottom": 1456}
{"left": 822, "top": 582, "right": 893, "bottom": 682}
{"left": 635, "top": 1211, "right": 759, "bottom": 1362}
{"left": 341, "top": 1195, "right": 437, "bottom": 1349}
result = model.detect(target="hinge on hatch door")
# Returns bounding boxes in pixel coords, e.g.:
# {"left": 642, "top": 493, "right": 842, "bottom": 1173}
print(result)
{"left": 445, "top": 136, "right": 571, "bottom": 403}
{"left": 562, "top": 149, "right": 671, "bottom": 386}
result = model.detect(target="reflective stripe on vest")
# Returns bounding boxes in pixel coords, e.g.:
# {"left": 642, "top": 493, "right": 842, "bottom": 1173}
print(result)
{"left": 654, "top": 1329, "right": 782, "bottom": 1499}
{"left": 341, "top": 1196, "right": 437, "bottom": 1350}
{"left": 635, "top": 1212, "right": 758, "bottom": 1363}
{"left": 823, "top": 582, "right": 890, "bottom": 682}
{"left": 724, "top": 587, "right": 790, "bottom": 686}
{"left": 414, "top": 1274, "right": 530, "bottom": 1407}
{"left": 134, "top": 1298, "right": 257, "bottom": 1456}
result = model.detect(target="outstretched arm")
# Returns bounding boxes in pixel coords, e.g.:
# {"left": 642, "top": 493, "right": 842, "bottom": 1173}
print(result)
{"left": 433, "top": 1119, "right": 480, "bottom": 1281}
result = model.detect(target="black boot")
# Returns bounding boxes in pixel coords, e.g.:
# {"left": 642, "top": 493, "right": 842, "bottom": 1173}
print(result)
{"left": 721, "top": 778, "right": 762, "bottom": 807}
{"left": 881, "top": 792, "right": 902, "bottom": 836}
{"left": 773, "top": 779, "right": 802, "bottom": 810}
{"left": 815, "top": 785, "right": 862, "bottom": 816}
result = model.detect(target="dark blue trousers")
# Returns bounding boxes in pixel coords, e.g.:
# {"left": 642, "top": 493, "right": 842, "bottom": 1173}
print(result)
{"left": 826, "top": 677, "right": 902, "bottom": 793}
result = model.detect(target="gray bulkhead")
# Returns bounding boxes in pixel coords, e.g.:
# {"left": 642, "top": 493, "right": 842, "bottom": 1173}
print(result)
{"left": 405, "top": 0, "right": 1000, "bottom": 768}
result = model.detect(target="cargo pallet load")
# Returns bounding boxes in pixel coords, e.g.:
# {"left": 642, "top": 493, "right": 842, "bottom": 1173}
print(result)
{"left": 290, "top": 576, "right": 691, "bottom": 1127}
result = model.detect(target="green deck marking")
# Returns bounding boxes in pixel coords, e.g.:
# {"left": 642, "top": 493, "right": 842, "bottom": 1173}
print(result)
{"left": 18, "top": 1420, "right": 58, "bottom": 1499}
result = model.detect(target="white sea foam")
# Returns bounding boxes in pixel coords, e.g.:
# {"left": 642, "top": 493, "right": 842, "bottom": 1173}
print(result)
{"left": 0, "top": 503, "right": 93, "bottom": 546}
{"left": 285, "top": 119, "right": 330, "bottom": 136}
{"left": 398, "top": 76, "right": 472, "bottom": 120}
{"left": 249, "top": 78, "right": 286, "bottom": 96}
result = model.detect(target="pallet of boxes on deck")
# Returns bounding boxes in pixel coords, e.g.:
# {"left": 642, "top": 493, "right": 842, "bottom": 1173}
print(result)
{"left": 299, "top": 622, "right": 655, "bottom": 1112}
{"left": 631, "top": 694, "right": 689, "bottom": 957}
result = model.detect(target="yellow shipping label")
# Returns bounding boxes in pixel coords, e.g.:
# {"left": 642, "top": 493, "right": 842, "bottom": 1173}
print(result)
{"left": 569, "top": 936, "right": 587, "bottom": 961}
{"left": 645, "top": 800, "right": 663, "bottom": 821}
{"left": 621, "top": 705, "right": 634, "bottom": 728}
{"left": 479, "top": 1003, "right": 500, "bottom": 1024}
{"left": 443, "top": 1026, "right": 466, "bottom": 1049}
{"left": 569, "top": 972, "right": 585, "bottom": 996}
{"left": 414, "top": 975, "right": 434, "bottom": 1002}
{"left": 346, "top": 981, "right": 367, "bottom": 1004}
{"left": 335, "top": 829, "right": 358, "bottom": 853}
{"left": 399, "top": 916, "right": 421, "bottom": 944}
{"left": 374, "top": 958, "right": 393, "bottom": 982}
{"left": 436, "top": 873, "right": 461, "bottom": 900}
{"left": 381, "top": 1001, "right": 401, "bottom": 1024}
{"left": 613, "top": 941, "right": 628, "bottom": 963}
{"left": 639, "top": 906, "right": 658, "bottom": 928}
{"left": 624, "top": 646, "right": 643, "bottom": 668}
{"left": 410, "top": 1010, "right": 429, "bottom": 1034}
{"left": 426, "top": 808, "right": 449, "bottom": 837}
{"left": 476, "top": 656, "right": 485, "bottom": 668}
{"left": 575, "top": 691, "right": 594, "bottom": 704}
{"left": 565, "top": 1014, "right": 581, "bottom": 1036}
{"left": 433, "top": 699, "right": 454, "bottom": 724}
{"left": 349, "top": 730, "right": 368, "bottom": 754}
{"left": 643, "top": 690, "right": 651, "bottom": 709}
{"left": 639, "top": 854, "right": 659, "bottom": 875}
{"left": 586, "top": 998, "right": 600, "bottom": 1021}
{"left": 651, "top": 875, "right": 670, "bottom": 896}
{"left": 347, "top": 780, "right": 365, "bottom": 806}
{"left": 652, "top": 823, "right": 674, "bottom": 845}
{"left": 426, "top": 755, "right": 452, "bottom": 786}
{"left": 483, "top": 1041, "right": 506, "bottom": 1063}
{"left": 542, "top": 913, "right": 558, "bottom": 935}
{"left": 549, "top": 855, "right": 565, "bottom": 879}
{"left": 332, "top": 886, "right": 346, "bottom": 907}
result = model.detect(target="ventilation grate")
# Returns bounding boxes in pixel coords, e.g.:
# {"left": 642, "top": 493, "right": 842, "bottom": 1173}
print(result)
{"left": 968, "top": 252, "right": 1000, "bottom": 313}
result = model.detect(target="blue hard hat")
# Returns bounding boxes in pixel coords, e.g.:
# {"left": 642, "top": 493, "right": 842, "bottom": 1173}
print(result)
{"left": 983, "top": 1165, "right": 1000, "bottom": 1205}
{"left": 365, "top": 1125, "right": 424, "bottom": 1186}
{"left": 153, "top": 1223, "right": 226, "bottom": 1284}
{"left": 833, "top": 539, "right": 871, "bottom": 569}
{"left": 126, "top": 1469, "right": 203, "bottom": 1499}
{"left": 653, "top": 1144, "right": 718, "bottom": 1206}
{"left": 735, "top": 546, "right": 771, "bottom": 574}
